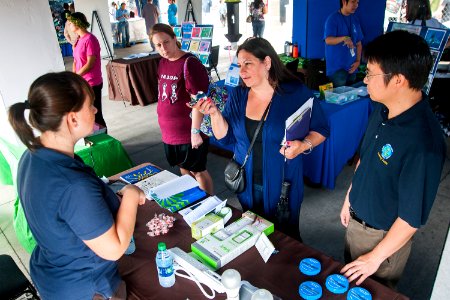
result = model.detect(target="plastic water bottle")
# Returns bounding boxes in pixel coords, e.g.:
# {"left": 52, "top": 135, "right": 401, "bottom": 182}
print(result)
{"left": 156, "top": 242, "right": 175, "bottom": 288}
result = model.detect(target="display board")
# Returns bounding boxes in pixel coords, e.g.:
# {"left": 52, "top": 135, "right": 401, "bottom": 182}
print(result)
{"left": 387, "top": 22, "right": 450, "bottom": 94}
{"left": 174, "top": 22, "right": 213, "bottom": 67}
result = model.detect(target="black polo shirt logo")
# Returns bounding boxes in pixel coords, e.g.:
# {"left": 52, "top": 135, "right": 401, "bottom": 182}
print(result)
{"left": 378, "top": 143, "right": 393, "bottom": 165}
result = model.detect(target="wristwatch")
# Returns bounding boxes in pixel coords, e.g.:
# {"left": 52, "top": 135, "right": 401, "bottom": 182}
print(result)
{"left": 191, "top": 128, "right": 201, "bottom": 134}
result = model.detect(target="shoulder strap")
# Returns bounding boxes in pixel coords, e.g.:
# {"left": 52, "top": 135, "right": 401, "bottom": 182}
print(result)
{"left": 240, "top": 101, "right": 272, "bottom": 167}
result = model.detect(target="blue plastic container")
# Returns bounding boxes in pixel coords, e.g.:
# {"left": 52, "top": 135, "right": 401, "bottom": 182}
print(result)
{"left": 299, "top": 281, "right": 322, "bottom": 300}
{"left": 325, "top": 274, "right": 349, "bottom": 294}
{"left": 299, "top": 258, "right": 321, "bottom": 276}
{"left": 347, "top": 287, "right": 372, "bottom": 300}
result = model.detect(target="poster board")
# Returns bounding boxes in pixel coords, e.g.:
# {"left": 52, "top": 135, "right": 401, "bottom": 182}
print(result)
{"left": 174, "top": 22, "right": 214, "bottom": 67}
{"left": 386, "top": 22, "right": 450, "bottom": 94}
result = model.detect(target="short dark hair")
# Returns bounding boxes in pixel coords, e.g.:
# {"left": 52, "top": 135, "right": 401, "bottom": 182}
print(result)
{"left": 340, "top": 0, "right": 350, "bottom": 9}
{"left": 63, "top": 3, "right": 69, "bottom": 9}
{"left": 8, "top": 72, "right": 93, "bottom": 151}
{"left": 364, "top": 30, "right": 432, "bottom": 90}
{"left": 406, "top": 0, "right": 431, "bottom": 22}
{"left": 236, "top": 38, "right": 299, "bottom": 89}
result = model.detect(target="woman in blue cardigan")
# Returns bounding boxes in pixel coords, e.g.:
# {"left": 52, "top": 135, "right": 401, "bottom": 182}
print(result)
{"left": 195, "top": 38, "right": 329, "bottom": 240}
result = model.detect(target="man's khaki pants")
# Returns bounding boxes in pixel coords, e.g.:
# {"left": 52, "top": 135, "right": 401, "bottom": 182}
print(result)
{"left": 345, "top": 217, "right": 412, "bottom": 289}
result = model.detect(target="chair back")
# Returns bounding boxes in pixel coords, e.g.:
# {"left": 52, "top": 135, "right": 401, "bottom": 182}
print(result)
{"left": 0, "top": 254, "right": 40, "bottom": 299}
{"left": 208, "top": 45, "right": 220, "bottom": 69}
{"left": 285, "top": 58, "right": 299, "bottom": 74}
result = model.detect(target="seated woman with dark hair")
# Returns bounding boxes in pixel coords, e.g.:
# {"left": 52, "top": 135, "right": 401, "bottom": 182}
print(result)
{"left": 9, "top": 72, "right": 146, "bottom": 300}
{"left": 194, "top": 38, "right": 329, "bottom": 240}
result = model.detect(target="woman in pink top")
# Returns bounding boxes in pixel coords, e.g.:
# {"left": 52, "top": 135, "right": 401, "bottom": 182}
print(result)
{"left": 69, "top": 12, "right": 106, "bottom": 127}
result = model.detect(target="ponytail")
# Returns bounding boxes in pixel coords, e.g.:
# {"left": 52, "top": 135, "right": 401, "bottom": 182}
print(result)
{"left": 7, "top": 71, "right": 93, "bottom": 151}
{"left": 8, "top": 102, "right": 41, "bottom": 150}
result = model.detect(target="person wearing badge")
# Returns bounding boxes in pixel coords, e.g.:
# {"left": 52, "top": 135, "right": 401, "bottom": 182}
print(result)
{"left": 339, "top": 31, "right": 446, "bottom": 288}
{"left": 324, "top": 0, "right": 364, "bottom": 87}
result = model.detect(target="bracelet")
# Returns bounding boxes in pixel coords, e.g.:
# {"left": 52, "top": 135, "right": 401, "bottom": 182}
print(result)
{"left": 191, "top": 128, "right": 201, "bottom": 134}
{"left": 302, "top": 138, "right": 313, "bottom": 155}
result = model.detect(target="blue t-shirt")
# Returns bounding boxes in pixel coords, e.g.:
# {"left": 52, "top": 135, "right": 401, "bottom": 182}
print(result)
{"left": 168, "top": 3, "right": 178, "bottom": 26}
{"left": 116, "top": 8, "right": 129, "bottom": 23}
{"left": 17, "top": 148, "right": 121, "bottom": 299}
{"left": 323, "top": 11, "right": 363, "bottom": 76}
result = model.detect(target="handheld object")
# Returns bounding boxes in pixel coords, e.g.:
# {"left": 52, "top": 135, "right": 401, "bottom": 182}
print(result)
{"left": 189, "top": 91, "right": 207, "bottom": 107}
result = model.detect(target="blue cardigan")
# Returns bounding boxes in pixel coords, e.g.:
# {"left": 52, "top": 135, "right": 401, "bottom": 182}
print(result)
{"left": 218, "top": 81, "right": 329, "bottom": 224}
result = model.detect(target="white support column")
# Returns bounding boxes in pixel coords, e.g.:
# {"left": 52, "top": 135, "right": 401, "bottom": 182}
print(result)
{"left": 0, "top": 0, "right": 113, "bottom": 145}
{"left": 0, "top": 0, "right": 65, "bottom": 145}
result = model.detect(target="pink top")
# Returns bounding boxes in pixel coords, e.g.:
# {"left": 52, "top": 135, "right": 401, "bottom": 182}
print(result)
{"left": 73, "top": 33, "right": 102, "bottom": 86}
{"left": 157, "top": 54, "right": 209, "bottom": 145}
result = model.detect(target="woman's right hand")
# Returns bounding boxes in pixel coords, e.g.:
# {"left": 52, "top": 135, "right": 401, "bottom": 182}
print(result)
{"left": 190, "top": 97, "right": 219, "bottom": 116}
{"left": 119, "top": 185, "right": 146, "bottom": 205}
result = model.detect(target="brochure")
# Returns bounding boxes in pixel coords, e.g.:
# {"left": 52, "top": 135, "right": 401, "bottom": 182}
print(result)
{"left": 134, "top": 170, "right": 179, "bottom": 198}
{"left": 149, "top": 175, "right": 207, "bottom": 212}
{"left": 120, "top": 165, "right": 161, "bottom": 184}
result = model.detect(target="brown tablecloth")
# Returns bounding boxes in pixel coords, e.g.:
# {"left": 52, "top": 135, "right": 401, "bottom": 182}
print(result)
{"left": 111, "top": 165, "right": 409, "bottom": 300}
{"left": 106, "top": 55, "right": 161, "bottom": 106}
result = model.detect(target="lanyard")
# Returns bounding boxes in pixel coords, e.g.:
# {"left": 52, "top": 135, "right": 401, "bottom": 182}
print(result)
{"left": 339, "top": 9, "right": 353, "bottom": 40}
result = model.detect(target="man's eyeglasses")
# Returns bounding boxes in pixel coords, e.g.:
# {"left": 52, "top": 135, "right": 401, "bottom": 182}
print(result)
{"left": 364, "top": 70, "right": 392, "bottom": 80}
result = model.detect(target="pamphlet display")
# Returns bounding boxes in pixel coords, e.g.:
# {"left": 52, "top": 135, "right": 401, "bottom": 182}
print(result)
{"left": 174, "top": 22, "right": 214, "bottom": 67}
{"left": 387, "top": 22, "right": 450, "bottom": 94}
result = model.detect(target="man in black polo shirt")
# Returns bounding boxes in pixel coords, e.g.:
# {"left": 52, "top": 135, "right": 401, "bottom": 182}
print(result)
{"left": 339, "top": 30, "right": 446, "bottom": 288}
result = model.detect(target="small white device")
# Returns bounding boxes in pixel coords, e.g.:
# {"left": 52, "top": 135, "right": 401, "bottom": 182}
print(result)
{"left": 169, "top": 247, "right": 225, "bottom": 299}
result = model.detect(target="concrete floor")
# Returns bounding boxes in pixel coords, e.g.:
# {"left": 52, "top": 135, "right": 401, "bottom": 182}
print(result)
{"left": 1, "top": 37, "right": 450, "bottom": 299}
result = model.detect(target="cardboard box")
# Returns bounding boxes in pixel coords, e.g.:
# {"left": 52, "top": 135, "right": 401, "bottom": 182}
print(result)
{"left": 191, "top": 211, "right": 274, "bottom": 269}
{"left": 191, "top": 213, "right": 224, "bottom": 240}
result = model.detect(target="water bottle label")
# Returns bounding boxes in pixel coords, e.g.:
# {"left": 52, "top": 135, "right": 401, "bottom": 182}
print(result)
{"left": 158, "top": 265, "right": 174, "bottom": 277}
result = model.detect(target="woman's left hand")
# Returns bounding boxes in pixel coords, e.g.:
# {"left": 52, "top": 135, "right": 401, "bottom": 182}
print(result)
{"left": 279, "top": 140, "right": 309, "bottom": 159}
{"left": 191, "top": 133, "right": 203, "bottom": 149}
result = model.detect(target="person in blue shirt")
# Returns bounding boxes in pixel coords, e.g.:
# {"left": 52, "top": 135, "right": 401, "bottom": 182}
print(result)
{"left": 168, "top": 0, "right": 178, "bottom": 26}
{"left": 340, "top": 31, "right": 446, "bottom": 288}
{"left": 8, "top": 72, "right": 146, "bottom": 299}
{"left": 193, "top": 38, "right": 329, "bottom": 240}
{"left": 324, "top": 0, "right": 363, "bottom": 87}
{"left": 116, "top": 2, "right": 131, "bottom": 47}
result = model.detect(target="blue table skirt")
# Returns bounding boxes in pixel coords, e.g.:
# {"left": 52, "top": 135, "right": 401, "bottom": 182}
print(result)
{"left": 60, "top": 42, "right": 73, "bottom": 57}
{"left": 303, "top": 97, "right": 372, "bottom": 189}
{"left": 210, "top": 97, "right": 372, "bottom": 189}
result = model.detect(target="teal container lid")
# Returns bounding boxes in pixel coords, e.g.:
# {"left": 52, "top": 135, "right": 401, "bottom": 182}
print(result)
{"left": 299, "top": 258, "right": 321, "bottom": 276}
{"left": 347, "top": 287, "right": 372, "bottom": 300}
{"left": 325, "top": 274, "right": 349, "bottom": 294}
{"left": 299, "top": 281, "right": 322, "bottom": 300}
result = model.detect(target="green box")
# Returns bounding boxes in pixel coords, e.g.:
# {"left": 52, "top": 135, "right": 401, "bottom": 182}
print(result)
{"left": 191, "top": 211, "right": 274, "bottom": 269}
